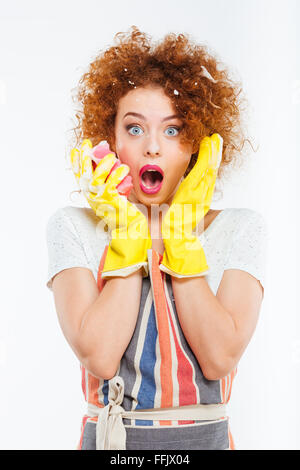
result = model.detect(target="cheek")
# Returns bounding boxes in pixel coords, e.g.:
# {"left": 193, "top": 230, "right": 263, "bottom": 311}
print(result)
{"left": 180, "top": 148, "right": 193, "bottom": 171}
{"left": 180, "top": 150, "right": 191, "bottom": 164}
{"left": 116, "top": 145, "right": 135, "bottom": 168}
{"left": 173, "top": 149, "right": 191, "bottom": 170}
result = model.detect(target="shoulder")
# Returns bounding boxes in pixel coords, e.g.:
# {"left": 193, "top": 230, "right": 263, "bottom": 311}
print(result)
{"left": 46, "top": 205, "right": 109, "bottom": 249}
{"left": 220, "top": 207, "right": 267, "bottom": 236}
{"left": 46, "top": 205, "right": 102, "bottom": 233}
{"left": 220, "top": 208, "right": 268, "bottom": 290}
{"left": 205, "top": 207, "right": 267, "bottom": 241}
{"left": 47, "top": 205, "right": 95, "bottom": 224}
{"left": 221, "top": 207, "right": 266, "bottom": 222}
{"left": 222, "top": 208, "right": 268, "bottom": 263}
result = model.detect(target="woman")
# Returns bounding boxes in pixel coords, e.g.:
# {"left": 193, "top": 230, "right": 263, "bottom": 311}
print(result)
{"left": 46, "top": 26, "right": 267, "bottom": 450}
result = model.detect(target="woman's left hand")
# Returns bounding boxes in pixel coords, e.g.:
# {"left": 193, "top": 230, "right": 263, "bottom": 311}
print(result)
{"left": 159, "top": 133, "right": 223, "bottom": 278}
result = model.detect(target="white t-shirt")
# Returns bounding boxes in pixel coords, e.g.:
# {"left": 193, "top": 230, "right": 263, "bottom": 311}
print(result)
{"left": 45, "top": 206, "right": 268, "bottom": 295}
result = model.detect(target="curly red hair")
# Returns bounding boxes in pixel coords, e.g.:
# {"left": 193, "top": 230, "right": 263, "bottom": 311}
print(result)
{"left": 70, "top": 26, "right": 254, "bottom": 196}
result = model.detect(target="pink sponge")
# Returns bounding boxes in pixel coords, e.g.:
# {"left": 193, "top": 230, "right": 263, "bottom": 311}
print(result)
{"left": 91, "top": 141, "right": 133, "bottom": 197}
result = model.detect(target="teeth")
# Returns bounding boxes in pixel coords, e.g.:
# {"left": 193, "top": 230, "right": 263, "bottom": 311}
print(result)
{"left": 142, "top": 169, "right": 162, "bottom": 175}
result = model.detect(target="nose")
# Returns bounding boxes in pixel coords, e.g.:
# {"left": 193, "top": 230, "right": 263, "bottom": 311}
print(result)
{"left": 144, "top": 133, "right": 161, "bottom": 157}
{"left": 145, "top": 149, "right": 160, "bottom": 157}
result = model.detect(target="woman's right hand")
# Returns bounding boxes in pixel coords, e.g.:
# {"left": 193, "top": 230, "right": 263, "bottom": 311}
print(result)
{"left": 70, "top": 139, "right": 152, "bottom": 278}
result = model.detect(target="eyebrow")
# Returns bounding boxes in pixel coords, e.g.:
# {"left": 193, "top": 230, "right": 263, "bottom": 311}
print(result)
{"left": 123, "top": 112, "right": 181, "bottom": 122}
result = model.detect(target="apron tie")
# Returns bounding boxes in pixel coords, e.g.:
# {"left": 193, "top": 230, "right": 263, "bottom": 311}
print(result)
{"left": 88, "top": 375, "right": 227, "bottom": 450}
{"left": 94, "top": 376, "right": 127, "bottom": 450}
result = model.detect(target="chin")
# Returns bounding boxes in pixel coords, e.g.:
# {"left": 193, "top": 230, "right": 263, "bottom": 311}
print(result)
{"left": 136, "top": 188, "right": 170, "bottom": 206}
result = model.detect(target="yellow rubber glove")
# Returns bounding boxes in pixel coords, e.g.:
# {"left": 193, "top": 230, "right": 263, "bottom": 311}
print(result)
{"left": 159, "top": 133, "right": 223, "bottom": 278}
{"left": 70, "top": 139, "right": 152, "bottom": 278}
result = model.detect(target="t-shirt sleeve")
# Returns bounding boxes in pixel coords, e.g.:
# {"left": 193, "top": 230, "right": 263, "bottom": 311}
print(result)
{"left": 45, "top": 207, "right": 91, "bottom": 291}
{"left": 223, "top": 210, "right": 268, "bottom": 289}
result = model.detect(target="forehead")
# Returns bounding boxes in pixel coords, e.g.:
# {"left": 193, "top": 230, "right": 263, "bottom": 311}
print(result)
{"left": 117, "top": 86, "right": 177, "bottom": 115}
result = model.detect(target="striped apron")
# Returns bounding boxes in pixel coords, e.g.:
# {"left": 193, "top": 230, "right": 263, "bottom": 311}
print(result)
{"left": 77, "top": 247, "right": 236, "bottom": 450}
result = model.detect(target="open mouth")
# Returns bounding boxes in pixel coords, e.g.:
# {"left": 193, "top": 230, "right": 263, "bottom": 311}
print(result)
{"left": 141, "top": 169, "right": 164, "bottom": 189}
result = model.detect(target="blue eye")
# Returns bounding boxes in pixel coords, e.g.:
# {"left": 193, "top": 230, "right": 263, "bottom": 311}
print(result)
{"left": 165, "top": 127, "right": 179, "bottom": 136}
{"left": 127, "top": 125, "right": 143, "bottom": 136}
{"left": 126, "top": 124, "right": 180, "bottom": 136}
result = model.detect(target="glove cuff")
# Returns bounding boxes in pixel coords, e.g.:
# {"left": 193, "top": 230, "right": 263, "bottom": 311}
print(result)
{"left": 158, "top": 262, "right": 209, "bottom": 278}
{"left": 101, "top": 232, "right": 152, "bottom": 279}
{"left": 101, "top": 261, "right": 149, "bottom": 279}
{"left": 160, "top": 237, "right": 209, "bottom": 278}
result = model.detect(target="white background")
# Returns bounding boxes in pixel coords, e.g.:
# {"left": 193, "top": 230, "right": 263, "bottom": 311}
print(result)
{"left": 0, "top": 0, "right": 299, "bottom": 450}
